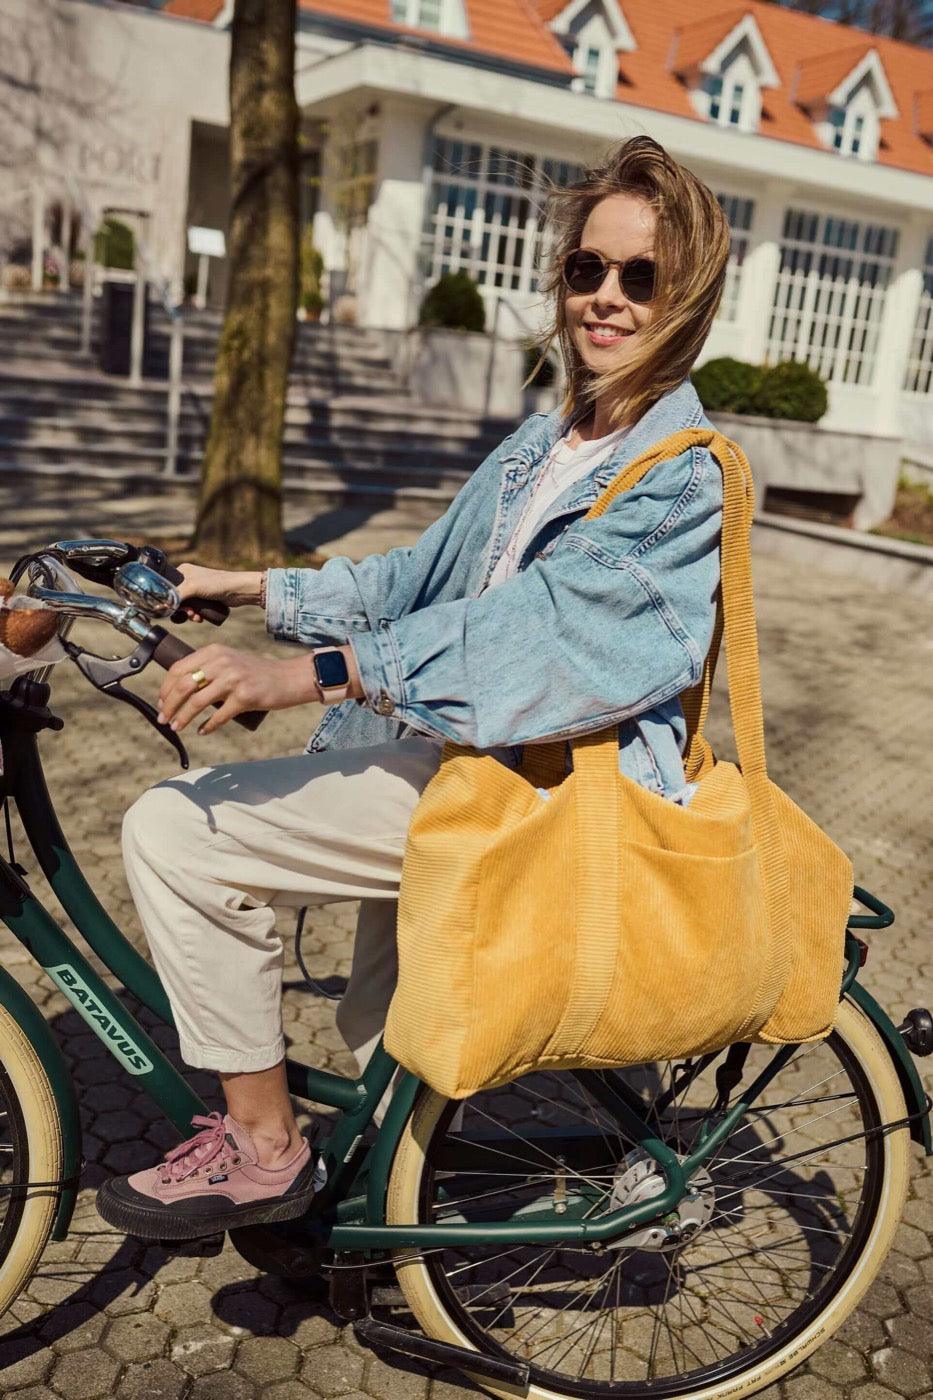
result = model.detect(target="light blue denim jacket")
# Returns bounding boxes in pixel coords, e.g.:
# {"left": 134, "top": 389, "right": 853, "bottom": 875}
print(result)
{"left": 265, "top": 378, "right": 723, "bottom": 802}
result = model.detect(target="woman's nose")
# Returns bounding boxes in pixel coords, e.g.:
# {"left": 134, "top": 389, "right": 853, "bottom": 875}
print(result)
{"left": 591, "top": 266, "right": 626, "bottom": 310}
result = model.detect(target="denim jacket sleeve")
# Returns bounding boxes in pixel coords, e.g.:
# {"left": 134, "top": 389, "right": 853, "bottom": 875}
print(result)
{"left": 348, "top": 445, "right": 722, "bottom": 750}
{"left": 264, "top": 427, "right": 521, "bottom": 646}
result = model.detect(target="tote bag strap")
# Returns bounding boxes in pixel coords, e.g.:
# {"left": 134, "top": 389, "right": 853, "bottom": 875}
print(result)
{"left": 568, "top": 428, "right": 790, "bottom": 941}
{"left": 521, "top": 430, "right": 750, "bottom": 790}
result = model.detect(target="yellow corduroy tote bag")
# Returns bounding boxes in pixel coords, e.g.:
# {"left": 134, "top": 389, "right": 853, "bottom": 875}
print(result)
{"left": 384, "top": 429, "right": 854, "bottom": 1099}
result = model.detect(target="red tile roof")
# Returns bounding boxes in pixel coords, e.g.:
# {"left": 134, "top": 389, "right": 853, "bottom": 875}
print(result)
{"left": 668, "top": 9, "right": 748, "bottom": 76}
{"left": 916, "top": 88, "right": 933, "bottom": 137}
{"left": 164, "top": 0, "right": 933, "bottom": 177}
{"left": 793, "top": 41, "right": 875, "bottom": 107}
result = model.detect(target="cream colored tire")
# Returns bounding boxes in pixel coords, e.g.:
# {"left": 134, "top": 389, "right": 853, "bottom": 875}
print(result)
{"left": 0, "top": 1006, "right": 64, "bottom": 1320}
{"left": 386, "top": 997, "right": 911, "bottom": 1400}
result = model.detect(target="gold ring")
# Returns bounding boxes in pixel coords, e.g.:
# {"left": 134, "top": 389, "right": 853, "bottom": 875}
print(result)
{"left": 190, "top": 668, "right": 209, "bottom": 690}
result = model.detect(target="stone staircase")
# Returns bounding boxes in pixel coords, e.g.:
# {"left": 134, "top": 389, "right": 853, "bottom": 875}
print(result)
{"left": 0, "top": 292, "right": 516, "bottom": 513}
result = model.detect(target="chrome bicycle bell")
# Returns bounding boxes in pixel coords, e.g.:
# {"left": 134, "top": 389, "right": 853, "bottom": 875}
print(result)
{"left": 114, "top": 562, "right": 180, "bottom": 619}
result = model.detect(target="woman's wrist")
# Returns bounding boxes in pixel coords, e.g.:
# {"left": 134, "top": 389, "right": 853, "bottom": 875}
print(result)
{"left": 224, "top": 571, "right": 265, "bottom": 608}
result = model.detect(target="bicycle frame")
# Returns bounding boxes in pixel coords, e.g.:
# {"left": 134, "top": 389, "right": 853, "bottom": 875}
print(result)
{"left": 0, "top": 679, "right": 929, "bottom": 1256}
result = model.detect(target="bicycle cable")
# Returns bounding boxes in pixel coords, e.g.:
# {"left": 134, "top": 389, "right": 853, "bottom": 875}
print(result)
{"left": 294, "top": 906, "right": 343, "bottom": 1001}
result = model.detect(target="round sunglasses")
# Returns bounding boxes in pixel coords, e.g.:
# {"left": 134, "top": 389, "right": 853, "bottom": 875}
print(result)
{"left": 562, "top": 248, "right": 656, "bottom": 304}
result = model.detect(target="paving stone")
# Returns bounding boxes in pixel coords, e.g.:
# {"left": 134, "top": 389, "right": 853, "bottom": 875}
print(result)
{"left": 0, "top": 1339, "right": 53, "bottom": 1389}
{"left": 38, "top": 1301, "right": 107, "bottom": 1353}
{"left": 871, "top": 1346, "right": 932, "bottom": 1396}
{"left": 905, "top": 1284, "right": 933, "bottom": 1323}
{"left": 236, "top": 1334, "right": 301, "bottom": 1382}
{"left": 116, "top": 1358, "right": 188, "bottom": 1400}
{"left": 49, "top": 1348, "right": 120, "bottom": 1399}
{"left": 300, "top": 1343, "right": 366, "bottom": 1396}
{"left": 104, "top": 1311, "right": 170, "bottom": 1362}
{"left": 169, "top": 1323, "right": 238, "bottom": 1377}
{"left": 188, "top": 1373, "right": 255, "bottom": 1400}
{"left": 784, "top": 1373, "right": 846, "bottom": 1400}
{"left": 153, "top": 1280, "right": 215, "bottom": 1326}
{"left": 808, "top": 1338, "right": 869, "bottom": 1385}
{"left": 863, "top": 1281, "right": 906, "bottom": 1320}
{"left": 850, "top": 1385, "right": 906, "bottom": 1400}
{"left": 884, "top": 1313, "right": 933, "bottom": 1360}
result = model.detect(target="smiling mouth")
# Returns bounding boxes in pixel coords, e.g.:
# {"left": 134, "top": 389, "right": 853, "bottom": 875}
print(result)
{"left": 583, "top": 324, "right": 634, "bottom": 344}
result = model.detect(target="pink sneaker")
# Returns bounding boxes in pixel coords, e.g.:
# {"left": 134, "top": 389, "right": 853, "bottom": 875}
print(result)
{"left": 96, "top": 1112, "right": 322, "bottom": 1240}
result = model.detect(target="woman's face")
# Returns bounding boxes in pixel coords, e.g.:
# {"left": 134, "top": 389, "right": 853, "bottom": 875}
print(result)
{"left": 563, "top": 193, "right": 656, "bottom": 374}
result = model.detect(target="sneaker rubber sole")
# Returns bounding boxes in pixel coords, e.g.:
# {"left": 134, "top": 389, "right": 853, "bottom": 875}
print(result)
{"left": 95, "top": 1175, "right": 319, "bottom": 1241}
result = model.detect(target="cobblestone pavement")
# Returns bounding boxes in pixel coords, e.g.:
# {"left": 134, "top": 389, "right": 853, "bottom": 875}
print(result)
{"left": 0, "top": 521, "right": 931, "bottom": 1400}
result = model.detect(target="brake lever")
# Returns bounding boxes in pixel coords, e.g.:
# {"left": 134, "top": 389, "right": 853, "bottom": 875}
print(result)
{"left": 61, "top": 637, "right": 190, "bottom": 770}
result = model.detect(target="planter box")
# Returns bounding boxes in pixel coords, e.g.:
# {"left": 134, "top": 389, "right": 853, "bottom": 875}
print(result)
{"left": 708, "top": 410, "right": 902, "bottom": 531}
{"left": 378, "top": 326, "right": 561, "bottom": 421}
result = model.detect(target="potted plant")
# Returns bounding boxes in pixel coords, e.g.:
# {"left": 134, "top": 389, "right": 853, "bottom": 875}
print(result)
{"left": 298, "top": 229, "right": 325, "bottom": 322}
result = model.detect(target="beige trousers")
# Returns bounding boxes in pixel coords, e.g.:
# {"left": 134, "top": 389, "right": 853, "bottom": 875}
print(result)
{"left": 121, "top": 736, "right": 443, "bottom": 1074}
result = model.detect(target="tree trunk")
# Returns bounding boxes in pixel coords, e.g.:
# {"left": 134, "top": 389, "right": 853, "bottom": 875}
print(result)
{"left": 193, "top": 0, "right": 298, "bottom": 563}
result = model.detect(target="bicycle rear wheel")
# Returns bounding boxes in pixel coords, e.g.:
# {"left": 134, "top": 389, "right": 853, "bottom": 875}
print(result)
{"left": 0, "top": 1004, "right": 64, "bottom": 1319}
{"left": 386, "top": 996, "right": 910, "bottom": 1399}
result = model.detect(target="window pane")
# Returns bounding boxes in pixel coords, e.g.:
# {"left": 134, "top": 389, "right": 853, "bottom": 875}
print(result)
{"left": 768, "top": 206, "right": 898, "bottom": 385}
{"left": 716, "top": 193, "right": 755, "bottom": 321}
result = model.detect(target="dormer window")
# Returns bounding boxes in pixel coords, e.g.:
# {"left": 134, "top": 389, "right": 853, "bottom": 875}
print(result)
{"left": 671, "top": 12, "right": 779, "bottom": 136}
{"left": 794, "top": 47, "right": 898, "bottom": 162}
{"left": 705, "top": 71, "right": 750, "bottom": 129}
{"left": 548, "top": 0, "right": 637, "bottom": 101}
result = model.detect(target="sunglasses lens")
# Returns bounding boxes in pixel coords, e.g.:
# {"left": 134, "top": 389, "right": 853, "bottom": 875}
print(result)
{"left": 621, "top": 257, "right": 655, "bottom": 304}
{"left": 564, "top": 250, "right": 606, "bottom": 293}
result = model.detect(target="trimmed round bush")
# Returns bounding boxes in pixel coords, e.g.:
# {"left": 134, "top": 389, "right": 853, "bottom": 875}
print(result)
{"left": 750, "top": 360, "right": 828, "bottom": 423}
{"left": 691, "top": 357, "right": 763, "bottom": 414}
{"left": 418, "top": 271, "right": 486, "bottom": 333}
{"left": 94, "top": 217, "right": 135, "bottom": 270}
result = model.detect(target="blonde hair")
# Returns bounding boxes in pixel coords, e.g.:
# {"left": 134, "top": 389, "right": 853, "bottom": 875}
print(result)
{"left": 531, "top": 135, "right": 730, "bottom": 431}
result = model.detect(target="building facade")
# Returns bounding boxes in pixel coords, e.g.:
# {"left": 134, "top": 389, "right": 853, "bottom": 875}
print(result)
{"left": 3, "top": 0, "right": 933, "bottom": 443}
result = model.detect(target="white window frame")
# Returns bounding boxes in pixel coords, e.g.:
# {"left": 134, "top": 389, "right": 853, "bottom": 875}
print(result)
{"left": 767, "top": 206, "right": 899, "bottom": 388}
{"left": 390, "top": 0, "right": 468, "bottom": 39}
{"left": 904, "top": 235, "right": 933, "bottom": 396}
{"left": 551, "top": 0, "right": 635, "bottom": 100}
{"left": 421, "top": 136, "right": 584, "bottom": 303}
{"left": 715, "top": 191, "right": 755, "bottom": 322}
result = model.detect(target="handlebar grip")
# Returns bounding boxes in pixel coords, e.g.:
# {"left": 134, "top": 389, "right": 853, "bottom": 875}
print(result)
{"left": 150, "top": 630, "right": 268, "bottom": 732}
{"left": 158, "top": 561, "right": 230, "bottom": 627}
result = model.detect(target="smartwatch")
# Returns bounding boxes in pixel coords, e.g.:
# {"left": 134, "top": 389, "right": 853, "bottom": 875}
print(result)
{"left": 312, "top": 647, "right": 352, "bottom": 703}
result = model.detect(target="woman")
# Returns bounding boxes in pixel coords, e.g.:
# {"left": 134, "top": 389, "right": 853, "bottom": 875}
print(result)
{"left": 97, "top": 135, "right": 731, "bottom": 1240}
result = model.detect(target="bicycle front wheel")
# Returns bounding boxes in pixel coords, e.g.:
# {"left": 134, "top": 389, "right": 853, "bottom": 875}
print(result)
{"left": 386, "top": 996, "right": 910, "bottom": 1400}
{"left": 0, "top": 1003, "right": 64, "bottom": 1319}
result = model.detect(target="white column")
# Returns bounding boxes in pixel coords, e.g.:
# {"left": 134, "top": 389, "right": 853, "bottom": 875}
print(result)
{"left": 873, "top": 216, "right": 926, "bottom": 437}
{"left": 31, "top": 184, "right": 45, "bottom": 292}
{"left": 360, "top": 97, "right": 432, "bottom": 330}
{"left": 60, "top": 200, "right": 73, "bottom": 293}
{"left": 735, "top": 181, "right": 786, "bottom": 366}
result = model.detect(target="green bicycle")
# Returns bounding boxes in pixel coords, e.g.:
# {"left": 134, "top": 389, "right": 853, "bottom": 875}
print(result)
{"left": 0, "top": 538, "right": 930, "bottom": 1400}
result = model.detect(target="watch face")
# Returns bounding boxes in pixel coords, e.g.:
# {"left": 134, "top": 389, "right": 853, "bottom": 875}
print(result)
{"left": 315, "top": 650, "right": 350, "bottom": 689}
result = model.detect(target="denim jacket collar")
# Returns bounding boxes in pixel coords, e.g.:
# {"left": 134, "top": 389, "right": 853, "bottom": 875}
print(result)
{"left": 500, "top": 378, "right": 706, "bottom": 497}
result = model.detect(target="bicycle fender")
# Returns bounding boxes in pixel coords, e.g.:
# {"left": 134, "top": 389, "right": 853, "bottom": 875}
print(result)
{"left": 849, "top": 983, "right": 932, "bottom": 1154}
{"left": 0, "top": 963, "right": 82, "bottom": 1238}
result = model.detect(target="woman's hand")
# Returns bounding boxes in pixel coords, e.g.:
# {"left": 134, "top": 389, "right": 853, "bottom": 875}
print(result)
{"left": 174, "top": 564, "right": 265, "bottom": 621}
{"left": 158, "top": 644, "right": 318, "bottom": 735}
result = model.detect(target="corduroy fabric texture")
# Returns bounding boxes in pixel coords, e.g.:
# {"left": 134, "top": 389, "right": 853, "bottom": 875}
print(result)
{"left": 384, "top": 429, "right": 854, "bottom": 1099}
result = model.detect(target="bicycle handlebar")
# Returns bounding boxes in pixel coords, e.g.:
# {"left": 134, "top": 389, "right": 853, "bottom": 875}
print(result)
{"left": 150, "top": 630, "right": 266, "bottom": 731}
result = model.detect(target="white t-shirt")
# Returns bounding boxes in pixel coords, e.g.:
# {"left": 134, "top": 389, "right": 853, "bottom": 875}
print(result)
{"left": 483, "top": 423, "right": 630, "bottom": 591}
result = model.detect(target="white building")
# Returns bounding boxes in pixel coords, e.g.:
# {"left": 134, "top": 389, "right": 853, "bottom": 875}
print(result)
{"left": 3, "top": 0, "right": 933, "bottom": 442}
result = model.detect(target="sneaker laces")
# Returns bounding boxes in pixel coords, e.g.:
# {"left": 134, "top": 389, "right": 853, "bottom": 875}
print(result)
{"left": 159, "top": 1112, "right": 233, "bottom": 1184}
